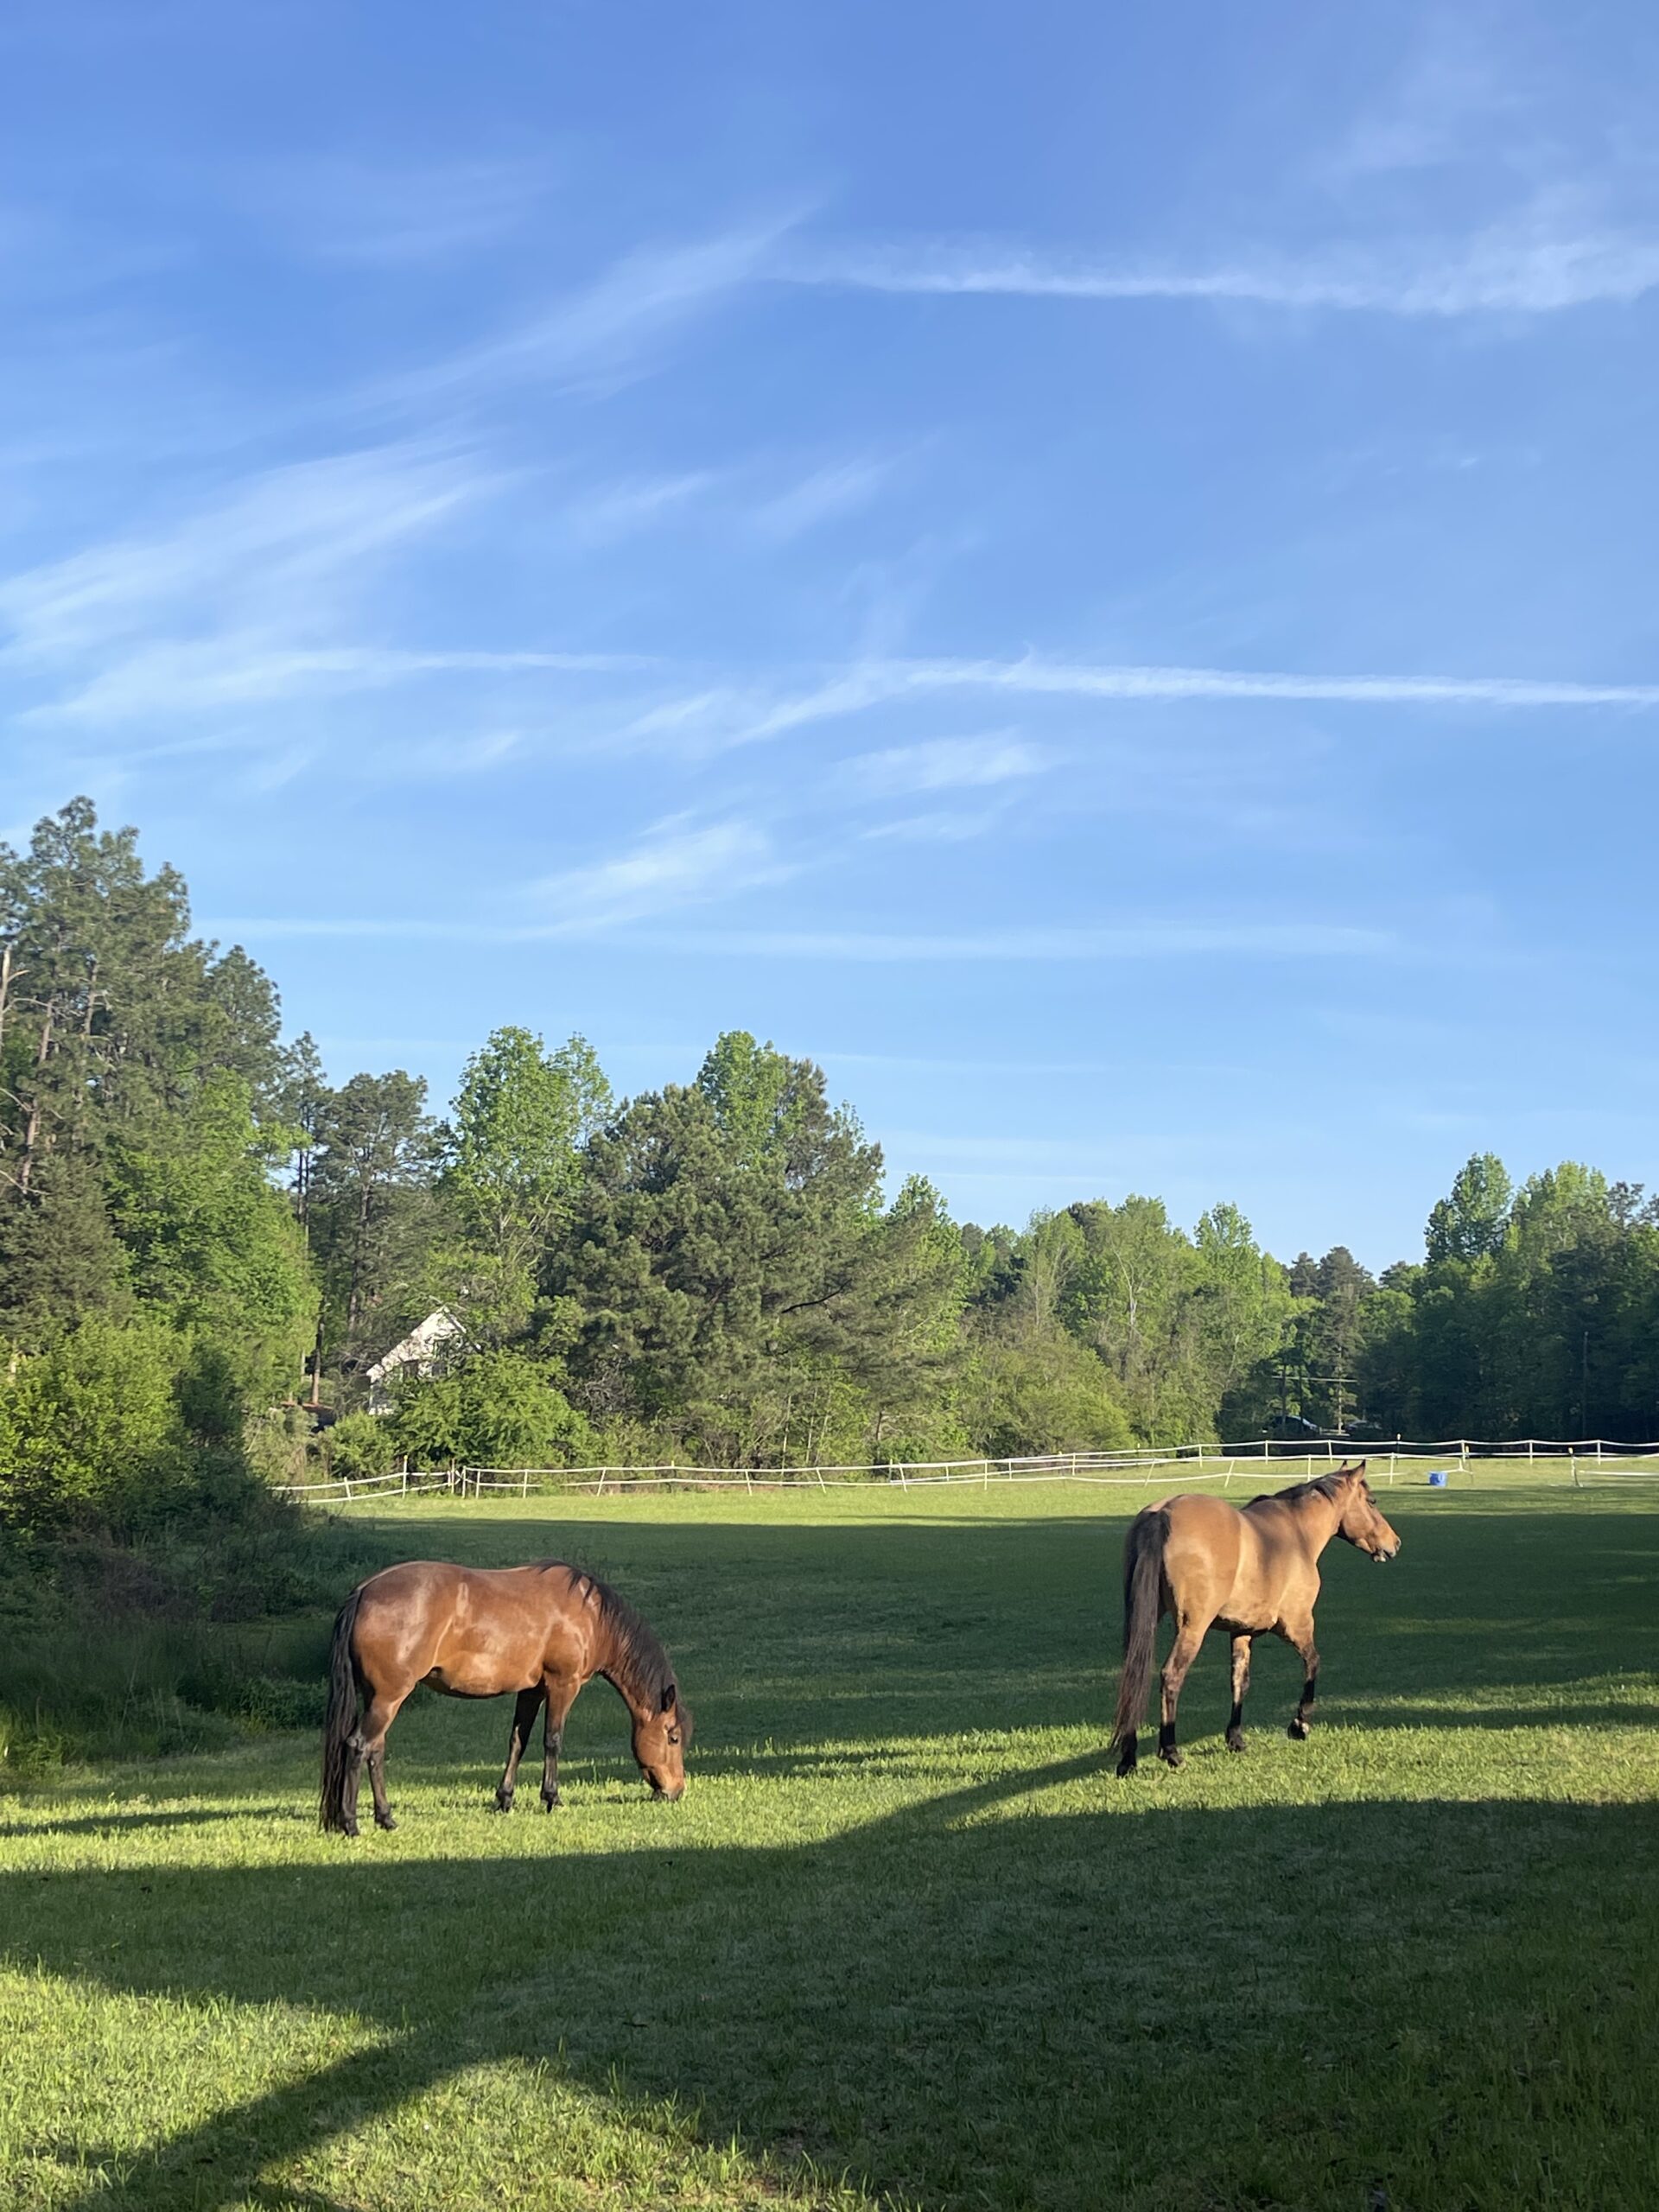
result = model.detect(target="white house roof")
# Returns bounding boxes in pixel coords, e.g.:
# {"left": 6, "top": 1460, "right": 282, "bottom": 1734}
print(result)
{"left": 365, "top": 1306, "right": 465, "bottom": 1384}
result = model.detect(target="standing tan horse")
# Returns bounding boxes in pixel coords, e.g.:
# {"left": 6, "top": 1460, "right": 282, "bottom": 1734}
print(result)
{"left": 1110, "top": 1461, "right": 1400, "bottom": 1777}
{"left": 320, "top": 1560, "right": 690, "bottom": 1835}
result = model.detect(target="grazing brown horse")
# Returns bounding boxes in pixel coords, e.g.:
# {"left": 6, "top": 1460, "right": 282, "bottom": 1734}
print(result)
{"left": 320, "top": 1560, "right": 690, "bottom": 1835}
{"left": 1110, "top": 1461, "right": 1400, "bottom": 1777}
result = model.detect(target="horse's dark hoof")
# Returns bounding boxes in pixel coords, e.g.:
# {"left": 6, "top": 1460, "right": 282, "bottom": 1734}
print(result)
{"left": 1158, "top": 1747, "right": 1184, "bottom": 1770}
{"left": 540, "top": 1795, "right": 562, "bottom": 1812}
{"left": 1116, "top": 1755, "right": 1138, "bottom": 1779}
{"left": 1225, "top": 1731, "right": 1247, "bottom": 1753}
{"left": 374, "top": 1812, "right": 397, "bottom": 1831}
{"left": 493, "top": 1795, "right": 514, "bottom": 1814}
{"left": 1287, "top": 1719, "right": 1310, "bottom": 1742}
{"left": 340, "top": 1820, "right": 360, "bottom": 1840}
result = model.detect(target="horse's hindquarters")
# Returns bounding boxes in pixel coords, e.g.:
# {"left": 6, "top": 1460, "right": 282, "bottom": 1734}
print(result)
{"left": 1161, "top": 1494, "right": 1249, "bottom": 1626}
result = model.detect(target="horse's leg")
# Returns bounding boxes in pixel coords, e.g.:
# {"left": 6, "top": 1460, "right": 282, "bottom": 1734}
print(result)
{"left": 1225, "top": 1634, "right": 1252, "bottom": 1752}
{"left": 340, "top": 1726, "right": 365, "bottom": 1838}
{"left": 1281, "top": 1616, "right": 1320, "bottom": 1740}
{"left": 359, "top": 1694, "right": 405, "bottom": 1830}
{"left": 1158, "top": 1620, "right": 1206, "bottom": 1770}
{"left": 495, "top": 1686, "right": 546, "bottom": 1812}
{"left": 539, "top": 1675, "right": 578, "bottom": 1809}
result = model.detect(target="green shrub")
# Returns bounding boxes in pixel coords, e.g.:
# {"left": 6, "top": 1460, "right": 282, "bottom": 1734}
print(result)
{"left": 0, "top": 1315, "right": 191, "bottom": 1532}
{"left": 390, "top": 1350, "right": 595, "bottom": 1470}
{"left": 460, "top": 1349, "right": 595, "bottom": 1467}
{"left": 970, "top": 1335, "right": 1135, "bottom": 1459}
{"left": 327, "top": 1409, "right": 394, "bottom": 1481}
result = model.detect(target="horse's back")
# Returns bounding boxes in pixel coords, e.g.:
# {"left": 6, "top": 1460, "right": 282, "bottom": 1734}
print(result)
{"left": 1158, "top": 1492, "right": 1314, "bottom": 1631}
{"left": 358, "top": 1559, "right": 564, "bottom": 1615}
{"left": 351, "top": 1560, "right": 583, "bottom": 1697}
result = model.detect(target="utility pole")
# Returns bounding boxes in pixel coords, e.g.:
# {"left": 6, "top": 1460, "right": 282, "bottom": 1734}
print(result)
{"left": 1582, "top": 1326, "right": 1590, "bottom": 1434}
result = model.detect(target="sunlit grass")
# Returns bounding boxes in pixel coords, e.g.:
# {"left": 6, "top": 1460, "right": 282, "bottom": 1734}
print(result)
{"left": 1, "top": 1474, "right": 1656, "bottom": 2209}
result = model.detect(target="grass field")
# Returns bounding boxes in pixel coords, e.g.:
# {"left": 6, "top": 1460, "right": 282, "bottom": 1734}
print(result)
{"left": 1, "top": 1470, "right": 1656, "bottom": 2211}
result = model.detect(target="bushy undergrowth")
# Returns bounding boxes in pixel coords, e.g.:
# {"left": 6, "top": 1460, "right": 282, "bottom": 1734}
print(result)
{"left": 0, "top": 1309, "right": 397, "bottom": 1772}
{"left": 0, "top": 1501, "right": 389, "bottom": 1775}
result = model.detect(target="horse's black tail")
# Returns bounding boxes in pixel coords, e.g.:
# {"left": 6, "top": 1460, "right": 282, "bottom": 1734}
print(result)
{"left": 1110, "top": 1507, "right": 1169, "bottom": 1773}
{"left": 319, "top": 1587, "right": 363, "bottom": 1833}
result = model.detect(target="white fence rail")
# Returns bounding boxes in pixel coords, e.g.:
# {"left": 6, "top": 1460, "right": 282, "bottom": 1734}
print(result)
{"left": 276, "top": 1436, "right": 1659, "bottom": 1509}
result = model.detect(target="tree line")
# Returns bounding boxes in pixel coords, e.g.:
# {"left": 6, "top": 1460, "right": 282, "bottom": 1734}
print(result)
{"left": 3, "top": 800, "right": 1657, "bottom": 1526}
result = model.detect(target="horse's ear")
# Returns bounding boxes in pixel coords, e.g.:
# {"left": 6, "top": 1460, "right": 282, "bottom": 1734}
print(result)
{"left": 661, "top": 1681, "right": 677, "bottom": 1713}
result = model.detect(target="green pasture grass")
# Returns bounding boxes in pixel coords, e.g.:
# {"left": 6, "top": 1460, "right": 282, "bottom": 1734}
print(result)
{"left": 1, "top": 1469, "right": 1656, "bottom": 2210}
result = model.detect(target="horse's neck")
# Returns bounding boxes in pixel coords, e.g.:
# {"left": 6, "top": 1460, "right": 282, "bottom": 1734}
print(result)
{"left": 1289, "top": 1491, "right": 1341, "bottom": 1557}
{"left": 592, "top": 1629, "right": 648, "bottom": 1722}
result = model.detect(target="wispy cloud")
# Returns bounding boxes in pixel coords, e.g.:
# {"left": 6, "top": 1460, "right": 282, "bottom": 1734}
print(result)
{"left": 861, "top": 810, "right": 1001, "bottom": 845}
{"left": 624, "top": 667, "right": 896, "bottom": 751}
{"left": 911, "top": 654, "right": 1659, "bottom": 709}
{"left": 627, "top": 652, "right": 1659, "bottom": 757}
{"left": 785, "top": 211, "right": 1659, "bottom": 317}
{"left": 27, "top": 645, "right": 632, "bottom": 725}
{"left": 0, "top": 441, "right": 653, "bottom": 723}
{"left": 565, "top": 471, "right": 722, "bottom": 543}
{"left": 253, "top": 155, "right": 556, "bottom": 266}
{"left": 751, "top": 455, "right": 894, "bottom": 540}
{"left": 527, "top": 815, "right": 791, "bottom": 931}
{"left": 0, "top": 442, "right": 480, "bottom": 660}
{"left": 832, "top": 733, "right": 1050, "bottom": 798}
{"left": 555, "top": 450, "right": 894, "bottom": 549}
{"left": 198, "top": 910, "right": 1394, "bottom": 961}
{"left": 390, "top": 219, "right": 796, "bottom": 407}
{"left": 1321, "top": 16, "right": 1529, "bottom": 183}
{"left": 645, "top": 920, "right": 1396, "bottom": 962}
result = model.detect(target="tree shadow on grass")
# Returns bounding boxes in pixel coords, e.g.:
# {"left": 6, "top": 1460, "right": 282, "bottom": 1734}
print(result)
{"left": 3, "top": 1758, "right": 1656, "bottom": 2212}
{"left": 0, "top": 1803, "right": 304, "bottom": 1840}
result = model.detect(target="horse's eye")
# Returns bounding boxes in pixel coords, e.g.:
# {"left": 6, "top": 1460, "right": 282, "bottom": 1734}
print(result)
{"left": 667, "top": 1728, "right": 681, "bottom": 1745}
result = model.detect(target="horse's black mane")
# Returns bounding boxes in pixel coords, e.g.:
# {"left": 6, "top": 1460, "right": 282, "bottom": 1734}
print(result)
{"left": 1248, "top": 1471, "right": 1353, "bottom": 1508}
{"left": 537, "top": 1561, "right": 690, "bottom": 1734}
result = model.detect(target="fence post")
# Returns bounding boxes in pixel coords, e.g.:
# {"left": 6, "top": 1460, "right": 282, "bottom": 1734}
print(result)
{"left": 522, "top": 1471, "right": 529, "bottom": 1499}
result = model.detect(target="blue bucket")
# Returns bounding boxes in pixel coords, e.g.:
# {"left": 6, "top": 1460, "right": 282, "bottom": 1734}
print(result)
{"left": 1427, "top": 1469, "right": 1449, "bottom": 1488}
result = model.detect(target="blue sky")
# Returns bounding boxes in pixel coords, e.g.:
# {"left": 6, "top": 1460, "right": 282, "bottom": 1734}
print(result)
{"left": 3, "top": 1, "right": 1656, "bottom": 1268}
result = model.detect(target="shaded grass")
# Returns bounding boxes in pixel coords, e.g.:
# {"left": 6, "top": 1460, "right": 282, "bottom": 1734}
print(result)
{"left": 0, "top": 1477, "right": 1656, "bottom": 2209}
